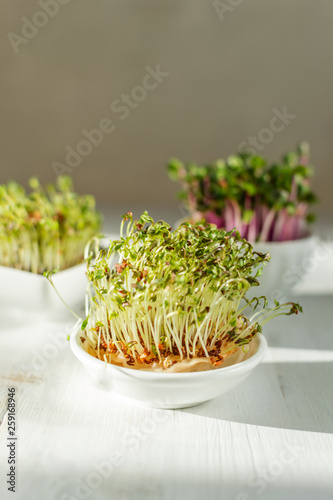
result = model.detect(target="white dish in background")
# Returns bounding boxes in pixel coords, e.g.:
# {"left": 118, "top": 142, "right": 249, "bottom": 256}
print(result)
{"left": 293, "top": 239, "right": 333, "bottom": 295}
{"left": 253, "top": 235, "right": 318, "bottom": 299}
{"left": 70, "top": 325, "right": 267, "bottom": 409}
{"left": 0, "top": 263, "right": 87, "bottom": 317}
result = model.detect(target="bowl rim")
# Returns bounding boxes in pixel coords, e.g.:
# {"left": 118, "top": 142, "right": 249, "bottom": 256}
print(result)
{"left": 70, "top": 324, "right": 267, "bottom": 378}
{"left": 0, "top": 261, "right": 86, "bottom": 281}
{"left": 253, "top": 233, "right": 317, "bottom": 248}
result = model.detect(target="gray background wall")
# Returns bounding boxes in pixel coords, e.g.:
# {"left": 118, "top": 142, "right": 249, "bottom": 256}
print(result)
{"left": 1, "top": 0, "right": 333, "bottom": 215}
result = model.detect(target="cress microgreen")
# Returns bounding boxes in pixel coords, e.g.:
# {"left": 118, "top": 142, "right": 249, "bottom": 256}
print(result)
{"left": 82, "top": 212, "right": 302, "bottom": 371}
{"left": 0, "top": 176, "right": 102, "bottom": 273}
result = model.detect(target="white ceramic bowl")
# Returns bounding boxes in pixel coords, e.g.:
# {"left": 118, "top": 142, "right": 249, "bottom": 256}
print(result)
{"left": 70, "top": 326, "right": 267, "bottom": 409}
{"left": 0, "top": 263, "right": 87, "bottom": 317}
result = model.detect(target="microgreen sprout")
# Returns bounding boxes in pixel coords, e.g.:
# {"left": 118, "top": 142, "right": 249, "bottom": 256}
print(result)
{"left": 0, "top": 176, "right": 102, "bottom": 273}
{"left": 44, "top": 269, "right": 81, "bottom": 320}
{"left": 82, "top": 212, "right": 302, "bottom": 371}
{"left": 167, "top": 143, "right": 317, "bottom": 242}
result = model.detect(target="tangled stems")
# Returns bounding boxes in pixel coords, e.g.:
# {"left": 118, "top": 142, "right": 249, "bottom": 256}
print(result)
{"left": 0, "top": 176, "right": 102, "bottom": 273}
{"left": 82, "top": 212, "right": 302, "bottom": 371}
{"left": 167, "top": 143, "right": 317, "bottom": 243}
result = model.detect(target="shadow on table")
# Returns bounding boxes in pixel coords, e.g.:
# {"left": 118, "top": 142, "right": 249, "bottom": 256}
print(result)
{"left": 182, "top": 361, "right": 333, "bottom": 434}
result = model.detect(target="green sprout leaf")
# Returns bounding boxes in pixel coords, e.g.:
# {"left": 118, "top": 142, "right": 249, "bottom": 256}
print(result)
{"left": 81, "top": 318, "right": 89, "bottom": 331}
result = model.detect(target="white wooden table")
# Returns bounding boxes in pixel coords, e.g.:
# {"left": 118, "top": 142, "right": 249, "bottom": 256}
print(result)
{"left": 1, "top": 212, "right": 333, "bottom": 500}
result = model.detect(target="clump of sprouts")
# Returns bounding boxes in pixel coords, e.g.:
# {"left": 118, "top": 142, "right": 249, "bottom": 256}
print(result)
{"left": 167, "top": 143, "right": 317, "bottom": 242}
{"left": 0, "top": 176, "right": 102, "bottom": 274}
{"left": 81, "top": 212, "right": 301, "bottom": 371}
